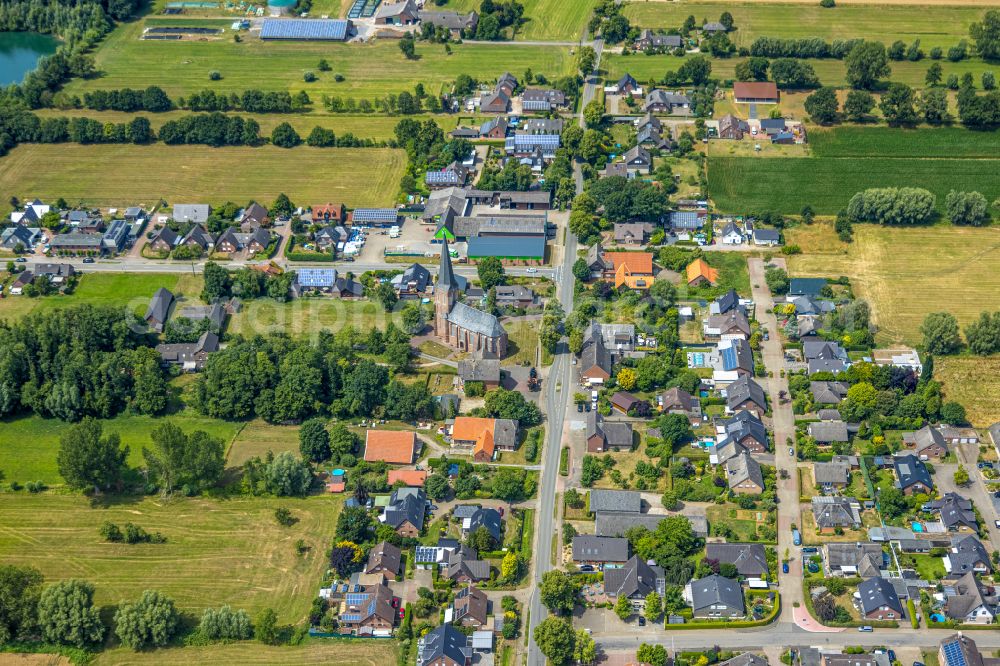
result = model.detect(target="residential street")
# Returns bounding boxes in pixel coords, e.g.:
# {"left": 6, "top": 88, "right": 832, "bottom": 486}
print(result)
{"left": 748, "top": 256, "right": 805, "bottom": 617}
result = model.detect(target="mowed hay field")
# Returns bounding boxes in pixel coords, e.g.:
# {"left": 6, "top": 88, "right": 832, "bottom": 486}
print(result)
{"left": 621, "top": 1, "right": 985, "bottom": 49}
{"left": 784, "top": 222, "right": 1000, "bottom": 346}
{"left": 64, "top": 22, "right": 574, "bottom": 100}
{"left": 708, "top": 126, "right": 1000, "bottom": 214}
{"left": 92, "top": 639, "right": 395, "bottom": 666}
{"left": 228, "top": 297, "right": 402, "bottom": 340}
{"left": 431, "top": 0, "right": 598, "bottom": 40}
{"left": 0, "top": 493, "right": 342, "bottom": 622}
{"left": 0, "top": 144, "right": 405, "bottom": 208}
{"left": 934, "top": 356, "right": 1000, "bottom": 426}
{"left": 602, "top": 52, "right": 997, "bottom": 88}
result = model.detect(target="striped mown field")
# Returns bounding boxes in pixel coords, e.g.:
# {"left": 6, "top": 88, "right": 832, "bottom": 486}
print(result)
{"left": 0, "top": 144, "right": 406, "bottom": 208}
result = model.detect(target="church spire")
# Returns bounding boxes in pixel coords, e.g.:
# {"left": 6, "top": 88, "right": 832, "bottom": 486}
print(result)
{"left": 438, "top": 239, "right": 456, "bottom": 290}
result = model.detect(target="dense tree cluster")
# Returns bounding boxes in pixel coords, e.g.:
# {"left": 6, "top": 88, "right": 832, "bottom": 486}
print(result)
{"left": 201, "top": 261, "right": 294, "bottom": 303}
{"left": 82, "top": 86, "right": 171, "bottom": 112}
{"left": 945, "top": 190, "right": 991, "bottom": 226}
{"left": 158, "top": 112, "right": 262, "bottom": 147}
{"left": 769, "top": 58, "right": 820, "bottom": 89}
{"left": 475, "top": 0, "right": 525, "bottom": 40}
{"left": 586, "top": 176, "right": 671, "bottom": 224}
{"left": 957, "top": 86, "right": 1000, "bottom": 127}
{"left": 184, "top": 89, "right": 306, "bottom": 114}
{"left": 194, "top": 329, "right": 436, "bottom": 423}
{"left": 749, "top": 36, "right": 863, "bottom": 59}
{"left": 846, "top": 187, "right": 936, "bottom": 225}
{"left": 0, "top": 305, "right": 168, "bottom": 421}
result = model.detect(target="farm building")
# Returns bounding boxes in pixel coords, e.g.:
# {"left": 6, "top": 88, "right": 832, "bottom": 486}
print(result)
{"left": 733, "top": 82, "right": 779, "bottom": 104}
{"left": 260, "top": 18, "right": 351, "bottom": 41}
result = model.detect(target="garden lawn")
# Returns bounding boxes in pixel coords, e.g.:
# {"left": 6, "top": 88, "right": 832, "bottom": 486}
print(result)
{"left": 708, "top": 155, "right": 1000, "bottom": 215}
{"left": 0, "top": 412, "right": 242, "bottom": 485}
{"left": 934, "top": 355, "right": 1000, "bottom": 427}
{"left": 92, "top": 639, "right": 395, "bottom": 665}
{"left": 0, "top": 493, "right": 342, "bottom": 622}
{"left": 906, "top": 553, "right": 947, "bottom": 580}
{"left": 501, "top": 317, "right": 540, "bottom": 367}
{"left": 705, "top": 504, "right": 768, "bottom": 542}
{"left": 785, "top": 223, "right": 1000, "bottom": 347}
{"left": 66, "top": 22, "right": 574, "bottom": 100}
{"left": 621, "top": 1, "right": 984, "bottom": 50}
{"left": 0, "top": 144, "right": 405, "bottom": 209}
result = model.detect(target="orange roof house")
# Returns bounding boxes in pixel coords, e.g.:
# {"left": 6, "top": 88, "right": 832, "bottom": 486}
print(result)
{"left": 364, "top": 430, "right": 417, "bottom": 464}
{"left": 686, "top": 258, "right": 719, "bottom": 287}
{"left": 451, "top": 416, "right": 498, "bottom": 462}
{"left": 387, "top": 469, "right": 428, "bottom": 487}
{"left": 603, "top": 252, "right": 654, "bottom": 290}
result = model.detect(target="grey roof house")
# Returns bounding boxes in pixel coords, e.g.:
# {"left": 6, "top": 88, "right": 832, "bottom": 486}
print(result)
{"left": 704, "top": 543, "right": 768, "bottom": 578}
{"left": 571, "top": 536, "right": 630, "bottom": 566}
{"left": 589, "top": 489, "right": 641, "bottom": 514}
{"left": 144, "top": 287, "right": 174, "bottom": 332}
{"left": 687, "top": 574, "right": 745, "bottom": 618}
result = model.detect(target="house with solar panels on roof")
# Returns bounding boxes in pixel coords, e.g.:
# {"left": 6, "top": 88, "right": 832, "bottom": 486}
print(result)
{"left": 425, "top": 162, "right": 470, "bottom": 189}
{"left": 335, "top": 582, "right": 396, "bottom": 635}
{"left": 504, "top": 132, "right": 560, "bottom": 158}
{"left": 434, "top": 241, "right": 508, "bottom": 358}
{"left": 260, "top": 18, "right": 352, "bottom": 41}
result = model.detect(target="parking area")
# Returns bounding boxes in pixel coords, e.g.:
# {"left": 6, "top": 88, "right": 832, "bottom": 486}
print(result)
{"left": 355, "top": 218, "right": 449, "bottom": 263}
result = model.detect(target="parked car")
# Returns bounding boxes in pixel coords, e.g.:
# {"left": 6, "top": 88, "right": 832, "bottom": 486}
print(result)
{"left": 14, "top": 257, "right": 26, "bottom": 263}
{"left": 994, "top": 520, "right": 1000, "bottom": 528}
{"left": 579, "top": 564, "right": 594, "bottom": 572}
{"left": 782, "top": 561, "right": 789, "bottom": 574}
{"left": 526, "top": 267, "right": 537, "bottom": 273}
{"left": 82, "top": 257, "right": 95, "bottom": 263}
{"left": 788, "top": 447, "right": 794, "bottom": 456}
{"left": 577, "top": 403, "right": 583, "bottom": 412}
{"left": 638, "top": 616, "right": 646, "bottom": 626}
{"left": 888, "top": 650, "right": 896, "bottom": 663}
{"left": 858, "top": 626, "right": 873, "bottom": 632}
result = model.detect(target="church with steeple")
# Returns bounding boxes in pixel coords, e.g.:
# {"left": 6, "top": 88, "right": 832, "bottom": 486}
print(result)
{"left": 434, "top": 240, "right": 508, "bottom": 359}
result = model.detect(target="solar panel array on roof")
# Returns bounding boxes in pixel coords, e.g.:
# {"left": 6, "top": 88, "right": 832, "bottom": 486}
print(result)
{"left": 352, "top": 208, "right": 399, "bottom": 225}
{"left": 345, "top": 592, "right": 367, "bottom": 605}
{"left": 298, "top": 268, "right": 336, "bottom": 287}
{"left": 415, "top": 546, "right": 438, "bottom": 563}
{"left": 426, "top": 170, "right": 462, "bottom": 184}
{"left": 260, "top": 18, "right": 349, "bottom": 40}
{"left": 942, "top": 640, "right": 968, "bottom": 666}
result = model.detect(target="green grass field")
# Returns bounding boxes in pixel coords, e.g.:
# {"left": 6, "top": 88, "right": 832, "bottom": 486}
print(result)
{"left": 785, "top": 222, "right": 1000, "bottom": 349}
{"left": 622, "top": 1, "right": 985, "bottom": 50}
{"left": 0, "top": 273, "right": 203, "bottom": 322}
{"left": 0, "top": 493, "right": 341, "bottom": 623}
{"left": 935, "top": 355, "right": 1000, "bottom": 427}
{"left": 65, "top": 21, "right": 574, "bottom": 100}
{"left": 0, "top": 411, "right": 242, "bottom": 485}
{"left": 93, "top": 639, "right": 395, "bottom": 665}
{"left": 439, "top": 0, "right": 597, "bottom": 40}
{"left": 227, "top": 419, "right": 301, "bottom": 466}
{"left": 707, "top": 155, "right": 1000, "bottom": 214}
{"left": 33, "top": 109, "right": 470, "bottom": 142}
{"left": 809, "top": 125, "right": 1000, "bottom": 158}
{"left": 228, "top": 297, "right": 401, "bottom": 340}
{"left": 0, "top": 144, "right": 405, "bottom": 208}
{"left": 603, "top": 52, "right": 996, "bottom": 89}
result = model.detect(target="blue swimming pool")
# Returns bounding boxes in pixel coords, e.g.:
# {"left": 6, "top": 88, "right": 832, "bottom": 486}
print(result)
{"left": 930, "top": 613, "right": 946, "bottom": 623}
{"left": 912, "top": 522, "right": 924, "bottom": 532}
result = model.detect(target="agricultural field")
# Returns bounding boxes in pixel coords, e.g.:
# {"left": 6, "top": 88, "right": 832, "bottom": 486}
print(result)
{"left": 0, "top": 493, "right": 342, "bottom": 622}
{"left": 934, "top": 355, "right": 1000, "bottom": 427}
{"left": 0, "top": 273, "right": 203, "bottom": 322}
{"left": 602, "top": 52, "right": 997, "bottom": 89}
{"left": 32, "top": 109, "right": 470, "bottom": 142}
{"left": 784, "top": 222, "right": 1000, "bottom": 347}
{"left": 0, "top": 411, "right": 242, "bottom": 485}
{"left": 707, "top": 154, "right": 1000, "bottom": 214}
{"left": 92, "top": 639, "right": 395, "bottom": 665}
{"left": 0, "top": 144, "right": 406, "bottom": 208}
{"left": 809, "top": 125, "right": 1000, "bottom": 158}
{"left": 64, "top": 21, "right": 574, "bottom": 100}
{"left": 621, "top": 1, "right": 985, "bottom": 50}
